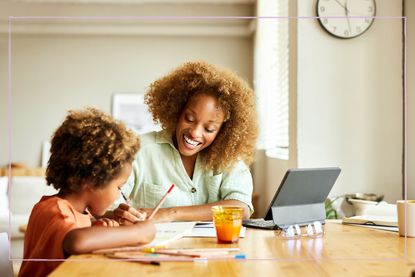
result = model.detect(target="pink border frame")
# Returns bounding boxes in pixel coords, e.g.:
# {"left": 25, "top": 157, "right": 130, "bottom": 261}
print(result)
{"left": 6, "top": 14, "right": 408, "bottom": 264}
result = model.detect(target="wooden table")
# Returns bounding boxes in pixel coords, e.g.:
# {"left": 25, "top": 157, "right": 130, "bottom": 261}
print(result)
{"left": 50, "top": 221, "right": 415, "bottom": 276}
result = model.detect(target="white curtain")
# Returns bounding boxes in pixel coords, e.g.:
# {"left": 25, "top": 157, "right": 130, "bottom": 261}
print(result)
{"left": 254, "top": 0, "right": 289, "bottom": 159}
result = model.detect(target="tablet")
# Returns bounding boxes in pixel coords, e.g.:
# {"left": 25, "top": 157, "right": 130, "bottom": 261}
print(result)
{"left": 243, "top": 167, "right": 341, "bottom": 230}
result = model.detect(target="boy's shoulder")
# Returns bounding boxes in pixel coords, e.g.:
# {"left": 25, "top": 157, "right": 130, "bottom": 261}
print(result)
{"left": 30, "top": 195, "right": 91, "bottom": 225}
{"left": 34, "top": 195, "right": 60, "bottom": 208}
{"left": 33, "top": 195, "right": 70, "bottom": 214}
{"left": 33, "top": 195, "right": 85, "bottom": 219}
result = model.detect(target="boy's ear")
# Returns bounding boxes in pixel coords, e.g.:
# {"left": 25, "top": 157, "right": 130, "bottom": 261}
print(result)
{"left": 82, "top": 182, "right": 95, "bottom": 192}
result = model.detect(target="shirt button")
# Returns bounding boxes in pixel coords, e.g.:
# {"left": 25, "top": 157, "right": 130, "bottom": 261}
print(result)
{"left": 191, "top": 188, "right": 197, "bottom": 193}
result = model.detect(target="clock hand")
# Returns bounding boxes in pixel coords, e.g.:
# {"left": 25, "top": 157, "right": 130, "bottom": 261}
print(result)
{"left": 335, "top": 0, "right": 352, "bottom": 14}
{"left": 334, "top": 0, "right": 346, "bottom": 9}
{"left": 346, "top": 14, "right": 351, "bottom": 32}
{"left": 344, "top": 0, "right": 351, "bottom": 13}
{"left": 345, "top": 0, "right": 351, "bottom": 32}
{"left": 335, "top": 0, "right": 352, "bottom": 31}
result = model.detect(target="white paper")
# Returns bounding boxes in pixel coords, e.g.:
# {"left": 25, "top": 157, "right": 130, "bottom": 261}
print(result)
{"left": 150, "top": 222, "right": 196, "bottom": 246}
{"left": 187, "top": 223, "right": 246, "bottom": 238}
{"left": 93, "top": 222, "right": 196, "bottom": 254}
{"left": 363, "top": 203, "right": 397, "bottom": 217}
{"left": 347, "top": 224, "right": 398, "bottom": 232}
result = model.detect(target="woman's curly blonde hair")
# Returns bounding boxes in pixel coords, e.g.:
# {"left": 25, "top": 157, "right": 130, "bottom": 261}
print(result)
{"left": 145, "top": 61, "right": 258, "bottom": 172}
{"left": 46, "top": 107, "right": 140, "bottom": 192}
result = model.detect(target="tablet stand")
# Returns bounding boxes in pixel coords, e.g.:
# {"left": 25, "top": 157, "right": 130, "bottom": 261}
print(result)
{"left": 265, "top": 203, "right": 326, "bottom": 228}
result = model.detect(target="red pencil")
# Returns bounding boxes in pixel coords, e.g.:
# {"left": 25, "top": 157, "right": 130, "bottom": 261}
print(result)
{"left": 148, "top": 184, "right": 175, "bottom": 220}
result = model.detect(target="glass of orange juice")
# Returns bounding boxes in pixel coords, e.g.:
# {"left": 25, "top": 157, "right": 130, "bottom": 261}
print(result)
{"left": 212, "top": 206, "right": 244, "bottom": 243}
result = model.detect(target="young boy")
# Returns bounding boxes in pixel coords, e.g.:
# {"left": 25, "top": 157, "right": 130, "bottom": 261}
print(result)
{"left": 19, "top": 108, "right": 155, "bottom": 277}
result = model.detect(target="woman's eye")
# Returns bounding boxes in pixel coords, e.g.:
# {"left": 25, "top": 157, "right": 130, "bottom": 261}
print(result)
{"left": 185, "top": 116, "right": 194, "bottom": 122}
{"left": 206, "top": 128, "right": 215, "bottom": 133}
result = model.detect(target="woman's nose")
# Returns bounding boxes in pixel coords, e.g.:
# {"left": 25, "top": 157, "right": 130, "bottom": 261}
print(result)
{"left": 189, "top": 125, "right": 202, "bottom": 138}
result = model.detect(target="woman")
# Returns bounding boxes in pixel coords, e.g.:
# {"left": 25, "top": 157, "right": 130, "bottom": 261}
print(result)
{"left": 113, "top": 61, "right": 258, "bottom": 222}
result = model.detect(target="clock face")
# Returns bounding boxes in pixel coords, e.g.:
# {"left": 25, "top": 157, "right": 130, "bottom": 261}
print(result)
{"left": 317, "top": 0, "right": 376, "bottom": 39}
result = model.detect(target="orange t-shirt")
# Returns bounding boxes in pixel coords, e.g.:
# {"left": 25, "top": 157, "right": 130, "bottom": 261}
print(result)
{"left": 19, "top": 195, "right": 92, "bottom": 277}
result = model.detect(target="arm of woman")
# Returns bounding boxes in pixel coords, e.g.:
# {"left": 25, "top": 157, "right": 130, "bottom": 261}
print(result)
{"left": 150, "top": 161, "right": 254, "bottom": 221}
{"left": 142, "top": 199, "right": 250, "bottom": 222}
{"left": 63, "top": 220, "right": 155, "bottom": 254}
{"left": 115, "top": 161, "right": 254, "bottom": 223}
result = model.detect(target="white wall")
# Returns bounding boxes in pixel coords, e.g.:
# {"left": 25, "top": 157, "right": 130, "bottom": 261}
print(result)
{"left": 296, "top": 0, "right": 403, "bottom": 203}
{"left": 255, "top": 0, "right": 405, "bottom": 217}
{"left": 406, "top": 0, "right": 415, "bottom": 199}
{"left": 0, "top": 36, "right": 7, "bottom": 167}
{"left": 0, "top": 2, "right": 254, "bottom": 168}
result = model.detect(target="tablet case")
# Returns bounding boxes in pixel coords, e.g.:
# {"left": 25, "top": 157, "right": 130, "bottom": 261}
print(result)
{"left": 261, "top": 167, "right": 341, "bottom": 228}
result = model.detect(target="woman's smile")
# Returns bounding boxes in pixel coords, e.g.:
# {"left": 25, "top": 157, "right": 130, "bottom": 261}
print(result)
{"left": 183, "top": 134, "right": 202, "bottom": 149}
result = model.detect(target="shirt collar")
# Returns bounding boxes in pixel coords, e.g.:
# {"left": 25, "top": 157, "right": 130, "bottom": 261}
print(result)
{"left": 155, "top": 129, "right": 176, "bottom": 148}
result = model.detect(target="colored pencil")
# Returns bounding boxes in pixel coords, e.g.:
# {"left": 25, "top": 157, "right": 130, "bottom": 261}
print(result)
{"left": 148, "top": 184, "right": 175, "bottom": 220}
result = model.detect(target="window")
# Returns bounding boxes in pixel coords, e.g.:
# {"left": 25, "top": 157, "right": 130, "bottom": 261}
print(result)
{"left": 112, "top": 93, "right": 160, "bottom": 134}
{"left": 254, "top": 0, "right": 289, "bottom": 159}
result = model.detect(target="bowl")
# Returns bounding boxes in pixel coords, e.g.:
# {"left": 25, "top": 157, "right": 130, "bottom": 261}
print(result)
{"left": 348, "top": 198, "right": 379, "bottom": 215}
{"left": 345, "top": 193, "right": 384, "bottom": 202}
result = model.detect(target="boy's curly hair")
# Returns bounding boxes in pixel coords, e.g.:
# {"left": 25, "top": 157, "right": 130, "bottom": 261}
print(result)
{"left": 145, "top": 61, "right": 258, "bottom": 172}
{"left": 46, "top": 107, "right": 140, "bottom": 192}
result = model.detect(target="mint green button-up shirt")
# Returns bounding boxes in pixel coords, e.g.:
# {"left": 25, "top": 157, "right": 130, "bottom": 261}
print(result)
{"left": 114, "top": 130, "right": 253, "bottom": 213}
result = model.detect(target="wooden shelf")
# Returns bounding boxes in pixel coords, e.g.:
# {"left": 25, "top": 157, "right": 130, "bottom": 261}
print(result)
{"left": 0, "top": 167, "right": 45, "bottom": 177}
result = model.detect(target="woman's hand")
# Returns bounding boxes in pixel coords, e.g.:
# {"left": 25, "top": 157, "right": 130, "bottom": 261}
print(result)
{"left": 138, "top": 207, "right": 175, "bottom": 223}
{"left": 91, "top": 218, "right": 120, "bottom": 227}
{"left": 113, "top": 203, "right": 147, "bottom": 225}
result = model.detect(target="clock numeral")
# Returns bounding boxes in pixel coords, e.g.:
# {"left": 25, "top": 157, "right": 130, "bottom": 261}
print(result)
{"left": 332, "top": 26, "right": 337, "bottom": 33}
{"left": 356, "top": 26, "right": 362, "bottom": 33}
{"left": 320, "top": 6, "right": 325, "bottom": 12}
{"left": 323, "top": 18, "right": 328, "bottom": 25}
{"left": 344, "top": 30, "right": 349, "bottom": 37}
{"left": 368, "top": 6, "right": 373, "bottom": 12}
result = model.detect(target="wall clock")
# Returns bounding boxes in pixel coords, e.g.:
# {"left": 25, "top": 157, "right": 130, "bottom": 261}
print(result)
{"left": 317, "top": 0, "right": 376, "bottom": 39}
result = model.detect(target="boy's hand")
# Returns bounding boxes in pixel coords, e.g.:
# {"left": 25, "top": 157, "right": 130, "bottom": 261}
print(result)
{"left": 113, "top": 203, "right": 147, "bottom": 225}
{"left": 92, "top": 218, "right": 120, "bottom": 227}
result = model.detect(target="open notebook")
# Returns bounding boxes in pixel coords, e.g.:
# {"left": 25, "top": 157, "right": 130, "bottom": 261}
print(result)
{"left": 342, "top": 203, "right": 397, "bottom": 228}
{"left": 151, "top": 222, "right": 196, "bottom": 245}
